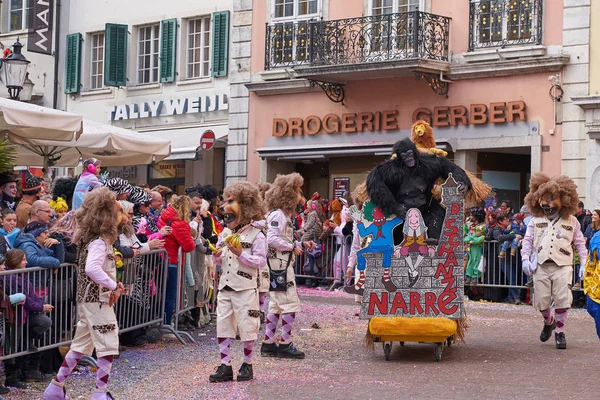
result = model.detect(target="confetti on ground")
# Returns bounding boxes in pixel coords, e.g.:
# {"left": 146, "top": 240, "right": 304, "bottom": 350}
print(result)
{"left": 7, "top": 288, "right": 600, "bottom": 399}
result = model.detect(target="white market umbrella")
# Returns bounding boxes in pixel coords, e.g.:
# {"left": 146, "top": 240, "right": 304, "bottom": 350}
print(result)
{"left": 12, "top": 119, "right": 171, "bottom": 167}
{"left": 0, "top": 97, "right": 83, "bottom": 142}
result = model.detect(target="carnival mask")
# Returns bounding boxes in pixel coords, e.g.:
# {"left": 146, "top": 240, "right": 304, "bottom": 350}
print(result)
{"left": 219, "top": 197, "right": 240, "bottom": 229}
{"left": 539, "top": 193, "right": 561, "bottom": 217}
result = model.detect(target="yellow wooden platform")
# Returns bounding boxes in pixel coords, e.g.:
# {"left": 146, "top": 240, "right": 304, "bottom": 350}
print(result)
{"left": 369, "top": 316, "right": 457, "bottom": 343}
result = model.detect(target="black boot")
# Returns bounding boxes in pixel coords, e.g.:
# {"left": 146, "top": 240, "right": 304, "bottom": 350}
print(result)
{"left": 5, "top": 364, "right": 27, "bottom": 389}
{"left": 209, "top": 364, "right": 233, "bottom": 383}
{"left": 0, "top": 385, "right": 10, "bottom": 394}
{"left": 540, "top": 319, "right": 556, "bottom": 342}
{"left": 555, "top": 332, "right": 567, "bottom": 349}
{"left": 25, "top": 369, "right": 53, "bottom": 383}
{"left": 237, "top": 363, "right": 253, "bottom": 382}
{"left": 260, "top": 342, "right": 278, "bottom": 357}
{"left": 277, "top": 342, "right": 305, "bottom": 359}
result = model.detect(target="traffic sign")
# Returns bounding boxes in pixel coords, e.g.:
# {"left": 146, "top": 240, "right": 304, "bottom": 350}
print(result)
{"left": 200, "top": 130, "right": 216, "bottom": 151}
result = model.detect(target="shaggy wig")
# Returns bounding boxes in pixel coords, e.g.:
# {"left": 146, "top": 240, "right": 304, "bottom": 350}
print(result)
{"left": 118, "top": 200, "right": 136, "bottom": 238}
{"left": 52, "top": 176, "right": 78, "bottom": 208}
{"left": 257, "top": 182, "right": 271, "bottom": 201}
{"left": 352, "top": 182, "right": 369, "bottom": 210}
{"left": 73, "top": 187, "right": 119, "bottom": 245}
{"left": 198, "top": 185, "right": 220, "bottom": 203}
{"left": 49, "top": 210, "right": 78, "bottom": 242}
{"left": 524, "top": 173, "right": 579, "bottom": 219}
{"left": 171, "top": 195, "right": 191, "bottom": 223}
{"left": 265, "top": 173, "right": 304, "bottom": 215}
{"left": 223, "top": 181, "right": 266, "bottom": 225}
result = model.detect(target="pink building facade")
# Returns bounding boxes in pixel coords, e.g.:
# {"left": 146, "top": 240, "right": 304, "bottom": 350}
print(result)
{"left": 241, "top": 0, "right": 573, "bottom": 207}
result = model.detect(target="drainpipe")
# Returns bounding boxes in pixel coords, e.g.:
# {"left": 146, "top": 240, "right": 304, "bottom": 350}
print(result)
{"left": 52, "top": 0, "right": 61, "bottom": 109}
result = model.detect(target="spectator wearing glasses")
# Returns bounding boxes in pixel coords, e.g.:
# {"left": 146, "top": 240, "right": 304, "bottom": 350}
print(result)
{"left": 29, "top": 200, "right": 54, "bottom": 226}
{"left": 149, "top": 191, "right": 164, "bottom": 220}
{"left": 14, "top": 221, "right": 65, "bottom": 270}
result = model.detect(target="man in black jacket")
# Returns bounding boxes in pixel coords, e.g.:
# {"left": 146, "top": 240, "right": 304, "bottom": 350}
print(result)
{"left": 576, "top": 201, "right": 591, "bottom": 235}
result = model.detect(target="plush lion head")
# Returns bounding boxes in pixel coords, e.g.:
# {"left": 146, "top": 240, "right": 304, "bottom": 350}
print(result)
{"left": 411, "top": 120, "right": 436, "bottom": 150}
{"left": 221, "top": 181, "right": 266, "bottom": 229}
{"left": 265, "top": 173, "right": 305, "bottom": 215}
{"left": 524, "top": 173, "right": 579, "bottom": 219}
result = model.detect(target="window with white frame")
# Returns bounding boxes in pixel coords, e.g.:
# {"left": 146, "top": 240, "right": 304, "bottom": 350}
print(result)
{"left": 371, "top": 0, "right": 422, "bottom": 15}
{"left": 186, "top": 17, "right": 211, "bottom": 79}
{"left": 137, "top": 24, "right": 160, "bottom": 84}
{"left": 470, "top": 0, "right": 542, "bottom": 50}
{"left": 90, "top": 33, "right": 105, "bottom": 90}
{"left": 370, "top": 0, "right": 423, "bottom": 54}
{"left": 274, "top": 0, "right": 319, "bottom": 20}
{"left": 268, "top": 0, "right": 319, "bottom": 67}
{"left": 8, "top": 0, "right": 28, "bottom": 31}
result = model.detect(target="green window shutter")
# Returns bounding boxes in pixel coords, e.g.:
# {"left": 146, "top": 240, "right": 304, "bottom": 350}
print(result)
{"left": 64, "top": 33, "right": 82, "bottom": 94}
{"left": 160, "top": 19, "right": 177, "bottom": 83}
{"left": 211, "top": 11, "right": 230, "bottom": 77}
{"left": 104, "top": 23, "right": 128, "bottom": 87}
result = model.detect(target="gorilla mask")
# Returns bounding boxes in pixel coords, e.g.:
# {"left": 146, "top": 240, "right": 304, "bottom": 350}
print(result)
{"left": 392, "top": 138, "right": 419, "bottom": 169}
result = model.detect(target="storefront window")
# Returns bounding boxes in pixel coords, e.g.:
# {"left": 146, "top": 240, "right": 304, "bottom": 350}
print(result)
{"left": 151, "top": 161, "right": 186, "bottom": 180}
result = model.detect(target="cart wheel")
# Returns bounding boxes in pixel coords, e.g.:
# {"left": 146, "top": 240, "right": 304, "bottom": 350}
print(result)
{"left": 434, "top": 344, "right": 443, "bottom": 362}
{"left": 384, "top": 343, "right": 392, "bottom": 361}
{"left": 400, "top": 341, "right": 405, "bottom": 346}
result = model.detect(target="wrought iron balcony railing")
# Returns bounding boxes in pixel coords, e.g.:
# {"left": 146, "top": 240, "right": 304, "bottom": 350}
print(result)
{"left": 265, "top": 11, "right": 450, "bottom": 70}
{"left": 468, "top": 0, "right": 543, "bottom": 51}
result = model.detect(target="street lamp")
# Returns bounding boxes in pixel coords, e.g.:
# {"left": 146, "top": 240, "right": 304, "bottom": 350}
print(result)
{"left": 19, "top": 73, "right": 34, "bottom": 102}
{"left": 3, "top": 39, "right": 30, "bottom": 100}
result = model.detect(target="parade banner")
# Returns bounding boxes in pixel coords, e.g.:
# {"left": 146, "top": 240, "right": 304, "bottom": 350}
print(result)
{"left": 355, "top": 175, "right": 465, "bottom": 320}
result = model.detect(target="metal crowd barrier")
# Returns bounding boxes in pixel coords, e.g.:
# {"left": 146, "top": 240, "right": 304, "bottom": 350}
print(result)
{"left": 0, "top": 249, "right": 196, "bottom": 362}
{"left": 468, "top": 241, "right": 584, "bottom": 291}
{"left": 293, "top": 233, "right": 349, "bottom": 285}
{"left": 169, "top": 246, "right": 214, "bottom": 344}
{"left": 0, "top": 264, "right": 77, "bottom": 361}
{"left": 114, "top": 249, "right": 168, "bottom": 335}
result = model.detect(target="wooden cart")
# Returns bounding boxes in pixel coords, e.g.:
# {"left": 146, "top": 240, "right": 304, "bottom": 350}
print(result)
{"left": 369, "top": 316, "right": 458, "bottom": 362}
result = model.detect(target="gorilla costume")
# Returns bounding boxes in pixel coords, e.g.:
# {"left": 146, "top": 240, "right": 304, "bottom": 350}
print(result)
{"left": 366, "top": 138, "right": 472, "bottom": 241}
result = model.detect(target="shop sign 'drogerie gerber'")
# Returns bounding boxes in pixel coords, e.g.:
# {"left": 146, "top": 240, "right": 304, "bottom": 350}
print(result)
{"left": 347, "top": 175, "right": 465, "bottom": 320}
{"left": 272, "top": 101, "right": 527, "bottom": 136}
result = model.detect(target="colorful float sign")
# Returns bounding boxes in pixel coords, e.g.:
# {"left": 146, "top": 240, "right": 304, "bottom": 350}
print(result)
{"left": 354, "top": 175, "right": 465, "bottom": 320}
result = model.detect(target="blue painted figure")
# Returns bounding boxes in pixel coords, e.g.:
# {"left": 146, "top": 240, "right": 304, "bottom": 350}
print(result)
{"left": 345, "top": 201, "right": 402, "bottom": 295}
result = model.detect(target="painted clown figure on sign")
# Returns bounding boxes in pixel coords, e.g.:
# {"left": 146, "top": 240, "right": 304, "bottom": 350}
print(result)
{"left": 344, "top": 200, "right": 402, "bottom": 295}
{"left": 397, "top": 208, "right": 432, "bottom": 288}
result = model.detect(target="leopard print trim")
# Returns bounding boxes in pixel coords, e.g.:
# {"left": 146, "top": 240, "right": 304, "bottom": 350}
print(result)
{"left": 237, "top": 271, "right": 253, "bottom": 280}
{"left": 536, "top": 223, "right": 548, "bottom": 228}
{"left": 248, "top": 310, "right": 261, "bottom": 318}
{"left": 561, "top": 225, "right": 573, "bottom": 231}
{"left": 267, "top": 246, "right": 292, "bottom": 259}
{"left": 262, "top": 271, "right": 270, "bottom": 279}
{"left": 92, "top": 324, "right": 116, "bottom": 333}
{"left": 241, "top": 242, "right": 252, "bottom": 249}
{"left": 559, "top": 248, "right": 571, "bottom": 256}
{"left": 287, "top": 281, "right": 295, "bottom": 288}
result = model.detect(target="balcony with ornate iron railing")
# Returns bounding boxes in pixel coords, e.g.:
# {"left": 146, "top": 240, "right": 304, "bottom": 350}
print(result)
{"left": 468, "top": 0, "right": 543, "bottom": 51}
{"left": 264, "top": 11, "right": 451, "bottom": 71}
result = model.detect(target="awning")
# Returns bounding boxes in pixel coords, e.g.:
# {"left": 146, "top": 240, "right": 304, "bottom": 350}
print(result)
{"left": 141, "top": 123, "right": 228, "bottom": 161}
{"left": 255, "top": 141, "right": 453, "bottom": 160}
